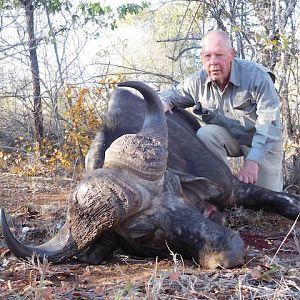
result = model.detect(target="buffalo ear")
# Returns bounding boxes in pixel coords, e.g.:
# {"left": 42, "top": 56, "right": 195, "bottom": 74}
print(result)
{"left": 168, "top": 168, "right": 208, "bottom": 183}
{"left": 169, "top": 168, "right": 224, "bottom": 207}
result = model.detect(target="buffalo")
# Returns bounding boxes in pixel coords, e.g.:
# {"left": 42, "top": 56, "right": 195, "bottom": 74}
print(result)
{"left": 1, "top": 81, "right": 299, "bottom": 269}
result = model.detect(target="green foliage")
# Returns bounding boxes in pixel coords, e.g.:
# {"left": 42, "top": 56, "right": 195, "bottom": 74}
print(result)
{"left": 0, "top": 0, "right": 8, "bottom": 9}
{"left": 43, "top": 0, "right": 73, "bottom": 13}
{"left": 118, "top": 2, "right": 149, "bottom": 19}
{"left": 76, "top": 1, "right": 149, "bottom": 28}
{"left": 78, "top": 2, "right": 112, "bottom": 25}
{"left": 0, "top": 0, "right": 21, "bottom": 9}
{"left": 0, "top": 0, "right": 148, "bottom": 29}
{"left": 48, "top": 0, "right": 63, "bottom": 12}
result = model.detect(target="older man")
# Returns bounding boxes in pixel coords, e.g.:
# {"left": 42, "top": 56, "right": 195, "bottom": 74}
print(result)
{"left": 161, "top": 30, "right": 283, "bottom": 192}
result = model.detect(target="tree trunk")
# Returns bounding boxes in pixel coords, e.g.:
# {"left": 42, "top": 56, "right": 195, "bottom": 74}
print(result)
{"left": 295, "top": 154, "right": 300, "bottom": 186}
{"left": 44, "top": 1, "right": 65, "bottom": 144}
{"left": 24, "top": 0, "right": 44, "bottom": 151}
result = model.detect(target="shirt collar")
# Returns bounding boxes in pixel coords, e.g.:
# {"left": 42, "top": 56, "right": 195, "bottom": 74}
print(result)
{"left": 229, "top": 58, "right": 240, "bottom": 87}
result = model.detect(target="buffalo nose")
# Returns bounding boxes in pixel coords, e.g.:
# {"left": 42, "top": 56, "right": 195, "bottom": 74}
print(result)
{"left": 224, "top": 232, "right": 245, "bottom": 268}
{"left": 199, "top": 230, "right": 245, "bottom": 269}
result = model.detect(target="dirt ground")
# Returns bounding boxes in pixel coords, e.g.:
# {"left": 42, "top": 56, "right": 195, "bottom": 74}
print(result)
{"left": 0, "top": 172, "right": 299, "bottom": 299}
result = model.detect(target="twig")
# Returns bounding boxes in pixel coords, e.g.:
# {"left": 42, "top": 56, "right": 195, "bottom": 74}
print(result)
{"left": 270, "top": 213, "right": 300, "bottom": 264}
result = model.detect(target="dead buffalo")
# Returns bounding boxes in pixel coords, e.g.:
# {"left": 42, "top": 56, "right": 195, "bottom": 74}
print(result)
{"left": 1, "top": 81, "right": 300, "bottom": 269}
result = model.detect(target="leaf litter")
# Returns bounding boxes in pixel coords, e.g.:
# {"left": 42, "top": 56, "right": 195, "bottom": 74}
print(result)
{"left": 0, "top": 173, "right": 299, "bottom": 299}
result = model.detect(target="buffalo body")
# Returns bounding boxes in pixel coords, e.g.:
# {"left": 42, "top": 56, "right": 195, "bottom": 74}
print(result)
{"left": 1, "top": 81, "right": 300, "bottom": 269}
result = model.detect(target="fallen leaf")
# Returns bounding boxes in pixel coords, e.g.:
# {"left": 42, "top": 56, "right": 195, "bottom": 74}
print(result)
{"left": 94, "top": 286, "right": 104, "bottom": 295}
{"left": 0, "top": 248, "right": 11, "bottom": 257}
{"left": 250, "top": 268, "right": 262, "bottom": 280}
{"left": 44, "top": 279, "right": 55, "bottom": 287}
{"left": 43, "top": 287, "right": 54, "bottom": 300}
{"left": 224, "top": 272, "right": 235, "bottom": 279}
{"left": 55, "top": 286, "right": 68, "bottom": 295}
{"left": 169, "top": 271, "right": 180, "bottom": 281}
{"left": 260, "top": 273, "right": 273, "bottom": 283}
{"left": 250, "top": 267, "right": 273, "bottom": 283}
{"left": 72, "top": 291, "right": 82, "bottom": 297}
{"left": 7, "top": 280, "right": 12, "bottom": 290}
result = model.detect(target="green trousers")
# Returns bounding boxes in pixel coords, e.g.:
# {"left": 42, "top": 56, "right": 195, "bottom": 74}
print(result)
{"left": 196, "top": 124, "right": 283, "bottom": 192}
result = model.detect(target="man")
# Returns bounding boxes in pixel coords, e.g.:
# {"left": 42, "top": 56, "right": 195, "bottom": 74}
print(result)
{"left": 161, "top": 30, "right": 283, "bottom": 192}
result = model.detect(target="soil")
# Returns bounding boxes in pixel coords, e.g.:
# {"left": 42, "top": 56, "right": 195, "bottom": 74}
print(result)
{"left": 0, "top": 172, "right": 299, "bottom": 299}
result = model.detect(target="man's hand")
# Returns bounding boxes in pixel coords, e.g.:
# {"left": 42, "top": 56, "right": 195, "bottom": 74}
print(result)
{"left": 162, "top": 101, "right": 173, "bottom": 114}
{"left": 238, "top": 160, "right": 259, "bottom": 184}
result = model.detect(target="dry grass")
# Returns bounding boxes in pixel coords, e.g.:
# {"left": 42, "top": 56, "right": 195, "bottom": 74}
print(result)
{"left": 0, "top": 173, "right": 299, "bottom": 299}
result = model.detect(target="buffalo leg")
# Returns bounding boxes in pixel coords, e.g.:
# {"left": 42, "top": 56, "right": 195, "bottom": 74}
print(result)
{"left": 233, "top": 178, "right": 300, "bottom": 220}
{"left": 75, "top": 231, "right": 118, "bottom": 264}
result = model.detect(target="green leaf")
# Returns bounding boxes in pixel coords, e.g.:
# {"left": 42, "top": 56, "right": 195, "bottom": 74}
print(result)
{"left": 71, "top": 14, "right": 79, "bottom": 23}
{"left": 48, "top": 0, "right": 63, "bottom": 13}
{"left": 117, "top": 3, "right": 148, "bottom": 20}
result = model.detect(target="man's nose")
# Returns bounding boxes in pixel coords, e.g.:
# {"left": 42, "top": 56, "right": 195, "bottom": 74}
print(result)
{"left": 210, "top": 54, "right": 218, "bottom": 64}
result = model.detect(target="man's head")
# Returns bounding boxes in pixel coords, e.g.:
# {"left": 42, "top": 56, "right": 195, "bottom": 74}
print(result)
{"left": 201, "top": 30, "right": 235, "bottom": 90}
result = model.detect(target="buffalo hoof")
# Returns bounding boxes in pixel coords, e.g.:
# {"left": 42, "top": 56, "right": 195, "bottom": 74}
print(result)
{"left": 284, "top": 184, "right": 300, "bottom": 196}
{"left": 75, "top": 232, "right": 117, "bottom": 265}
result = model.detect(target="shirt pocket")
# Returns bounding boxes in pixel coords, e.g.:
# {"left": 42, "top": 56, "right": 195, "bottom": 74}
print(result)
{"left": 233, "top": 98, "right": 257, "bottom": 128}
{"left": 200, "top": 98, "right": 217, "bottom": 112}
{"left": 233, "top": 98, "right": 256, "bottom": 114}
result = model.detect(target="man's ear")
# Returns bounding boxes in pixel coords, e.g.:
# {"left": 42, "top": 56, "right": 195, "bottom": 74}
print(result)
{"left": 232, "top": 48, "right": 237, "bottom": 57}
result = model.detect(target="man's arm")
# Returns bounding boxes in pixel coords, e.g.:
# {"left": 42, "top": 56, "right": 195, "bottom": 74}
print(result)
{"left": 238, "top": 72, "right": 282, "bottom": 184}
{"left": 162, "top": 101, "right": 173, "bottom": 113}
{"left": 160, "top": 73, "right": 201, "bottom": 112}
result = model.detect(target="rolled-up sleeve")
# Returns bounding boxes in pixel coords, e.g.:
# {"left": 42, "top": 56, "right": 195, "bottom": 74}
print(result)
{"left": 246, "top": 73, "right": 282, "bottom": 163}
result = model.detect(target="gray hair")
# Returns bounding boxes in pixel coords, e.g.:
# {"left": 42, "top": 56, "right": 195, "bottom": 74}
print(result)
{"left": 202, "top": 30, "right": 232, "bottom": 50}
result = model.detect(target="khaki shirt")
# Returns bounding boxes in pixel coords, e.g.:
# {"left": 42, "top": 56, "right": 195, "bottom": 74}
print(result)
{"left": 160, "top": 58, "right": 283, "bottom": 163}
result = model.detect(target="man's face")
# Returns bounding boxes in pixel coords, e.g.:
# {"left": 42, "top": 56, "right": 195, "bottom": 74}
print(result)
{"left": 201, "top": 35, "right": 235, "bottom": 87}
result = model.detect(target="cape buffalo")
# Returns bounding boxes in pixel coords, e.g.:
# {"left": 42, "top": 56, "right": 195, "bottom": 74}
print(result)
{"left": 1, "top": 81, "right": 299, "bottom": 269}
